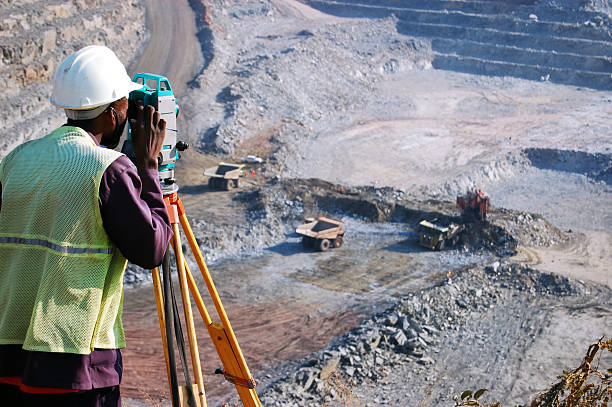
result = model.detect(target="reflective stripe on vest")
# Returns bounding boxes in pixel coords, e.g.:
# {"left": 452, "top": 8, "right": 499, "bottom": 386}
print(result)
{"left": 0, "top": 236, "right": 113, "bottom": 255}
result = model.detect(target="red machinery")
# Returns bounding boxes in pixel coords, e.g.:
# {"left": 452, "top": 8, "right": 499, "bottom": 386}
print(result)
{"left": 457, "top": 189, "right": 490, "bottom": 221}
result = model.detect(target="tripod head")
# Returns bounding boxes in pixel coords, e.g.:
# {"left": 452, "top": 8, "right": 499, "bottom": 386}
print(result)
{"left": 121, "top": 73, "right": 189, "bottom": 194}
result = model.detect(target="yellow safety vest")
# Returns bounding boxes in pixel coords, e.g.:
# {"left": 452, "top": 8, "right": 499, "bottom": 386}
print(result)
{"left": 0, "top": 126, "right": 128, "bottom": 354}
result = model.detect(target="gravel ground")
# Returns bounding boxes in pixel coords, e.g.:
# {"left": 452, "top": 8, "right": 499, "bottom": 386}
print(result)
{"left": 175, "top": 1, "right": 611, "bottom": 405}
{"left": 2, "top": 1, "right": 610, "bottom": 406}
{"left": 256, "top": 262, "right": 612, "bottom": 407}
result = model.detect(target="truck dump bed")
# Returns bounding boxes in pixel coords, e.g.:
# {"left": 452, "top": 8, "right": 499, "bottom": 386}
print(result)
{"left": 296, "top": 217, "right": 344, "bottom": 239}
{"left": 417, "top": 220, "right": 464, "bottom": 250}
{"left": 204, "top": 163, "right": 244, "bottom": 179}
{"left": 296, "top": 216, "right": 346, "bottom": 251}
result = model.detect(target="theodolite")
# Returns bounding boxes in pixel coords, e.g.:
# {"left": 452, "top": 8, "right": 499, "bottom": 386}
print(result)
{"left": 122, "top": 73, "right": 188, "bottom": 193}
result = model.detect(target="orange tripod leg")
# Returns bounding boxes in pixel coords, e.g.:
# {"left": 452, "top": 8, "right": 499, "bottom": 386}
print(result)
{"left": 151, "top": 266, "right": 174, "bottom": 400}
{"left": 159, "top": 192, "right": 261, "bottom": 406}
{"left": 164, "top": 194, "right": 207, "bottom": 407}
{"left": 170, "top": 223, "right": 207, "bottom": 407}
{"left": 174, "top": 195, "right": 261, "bottom": 406}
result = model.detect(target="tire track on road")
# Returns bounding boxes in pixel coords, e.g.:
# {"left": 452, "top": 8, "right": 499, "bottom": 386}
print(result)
{"left": 128, "top": 0, "right": 202, "bottom": 97}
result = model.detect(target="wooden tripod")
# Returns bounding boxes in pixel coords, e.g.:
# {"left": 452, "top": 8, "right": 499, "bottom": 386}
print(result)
{"left": 151, "top": 191, "right": 261, "bottom": 407}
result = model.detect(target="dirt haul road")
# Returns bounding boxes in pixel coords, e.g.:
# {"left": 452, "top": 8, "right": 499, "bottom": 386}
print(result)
{"left": 127, "top": 0, "right": 202, "bottom": 96}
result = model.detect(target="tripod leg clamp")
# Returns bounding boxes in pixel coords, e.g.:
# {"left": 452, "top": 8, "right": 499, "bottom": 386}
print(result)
{"left": 215, "top": 368, "right": 257, "bottom": 389}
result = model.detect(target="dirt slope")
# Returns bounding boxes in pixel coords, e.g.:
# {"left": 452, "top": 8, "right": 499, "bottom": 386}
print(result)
{"left": 125, "top": 0, "right": 611, "bottom": 405}
{"left": 1, "top": 0, "right": 610, "bottom": 406}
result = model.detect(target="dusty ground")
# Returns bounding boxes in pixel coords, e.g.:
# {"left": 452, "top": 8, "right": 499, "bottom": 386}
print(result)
{"left": 122, "top": 177, "right": 508, "bottom": 405}
{"left": 1, "top": 0, "right": 610, "bottom": 406}
{"left": 117, "top": 0, "right": 611, "bottom": 406}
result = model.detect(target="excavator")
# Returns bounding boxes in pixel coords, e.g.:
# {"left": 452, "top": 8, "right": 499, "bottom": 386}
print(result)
{"left": 456, "top": 189, "right": 490, "bottom": 221}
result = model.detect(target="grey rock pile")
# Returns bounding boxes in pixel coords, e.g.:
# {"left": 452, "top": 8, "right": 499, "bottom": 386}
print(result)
{"left": 259, "top": 261, "right": 587, "bottom": 406}
{"left": 493, "top": 208, "right": 570, "bottom": 248}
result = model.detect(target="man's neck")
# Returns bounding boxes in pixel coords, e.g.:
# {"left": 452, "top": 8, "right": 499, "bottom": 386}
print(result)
{"left": 65, "top": 120, "right": 103, "bottom": 145}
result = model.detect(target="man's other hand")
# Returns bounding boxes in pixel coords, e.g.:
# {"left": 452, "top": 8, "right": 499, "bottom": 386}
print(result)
{"left": 129, "top": 101, "right": 166, "bottom": 171}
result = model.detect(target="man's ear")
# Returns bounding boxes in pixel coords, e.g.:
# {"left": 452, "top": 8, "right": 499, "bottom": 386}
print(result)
{"left": 105, "top": 105, "right": 116, "bottom": 125}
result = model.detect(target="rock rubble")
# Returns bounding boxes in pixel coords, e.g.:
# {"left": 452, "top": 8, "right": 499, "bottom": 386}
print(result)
{"left": 258, "top": 261, "right": 592, "bottom": 406}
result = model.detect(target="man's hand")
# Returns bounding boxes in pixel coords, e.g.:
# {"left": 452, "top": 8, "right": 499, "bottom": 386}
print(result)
{"left": 129, "top": 100, "right": 166, "bottom": 170}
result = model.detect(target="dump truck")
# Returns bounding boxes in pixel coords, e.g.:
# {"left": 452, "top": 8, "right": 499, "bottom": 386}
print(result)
{"left": 417, "top": 220, "right": 464, "bottom": 251}
{"left": 204, "top": 162, "right": 244, "bottom": 191}
{"left": 457, "top": 189, "right": 489, "bottom": 221}
{"left": 296, "top": 216, "right": 345, "bottom": 252}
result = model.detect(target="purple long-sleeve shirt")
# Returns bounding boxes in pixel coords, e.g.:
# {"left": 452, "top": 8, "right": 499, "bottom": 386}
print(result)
{"left": 0, "top": 127, "right": 173, "bottom": 390}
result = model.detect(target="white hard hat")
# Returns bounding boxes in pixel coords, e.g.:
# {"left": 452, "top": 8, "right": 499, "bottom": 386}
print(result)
{"left": 50, "top": 45, "right": 142, "bottom": 114}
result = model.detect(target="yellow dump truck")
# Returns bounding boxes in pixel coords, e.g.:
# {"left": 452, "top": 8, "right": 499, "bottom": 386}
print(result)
{"left": 296, "top": 216, "right": 345, "bottom": 252}
{"left": 204, "top": 162, "right": 245, "bottom": 191}
{"left": 417, "top": 220, "right": 464, "bottom": 251}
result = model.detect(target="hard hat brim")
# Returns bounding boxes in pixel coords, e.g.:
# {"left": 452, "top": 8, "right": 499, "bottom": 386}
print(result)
{"left": 51, "top": 79, "right": 144, "bottom": 110}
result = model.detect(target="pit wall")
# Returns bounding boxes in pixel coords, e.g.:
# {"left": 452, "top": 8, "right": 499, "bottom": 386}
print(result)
{"left": 305, "top": 0, "right": 612, "bottom": 90}
{"left": 0, "top": 0, "right": 146, "bottom": 157}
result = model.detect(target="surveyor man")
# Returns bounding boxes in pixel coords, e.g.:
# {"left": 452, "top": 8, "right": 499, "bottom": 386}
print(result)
{"left": 0, "top": 45, "right": 173, "bottom": 406}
